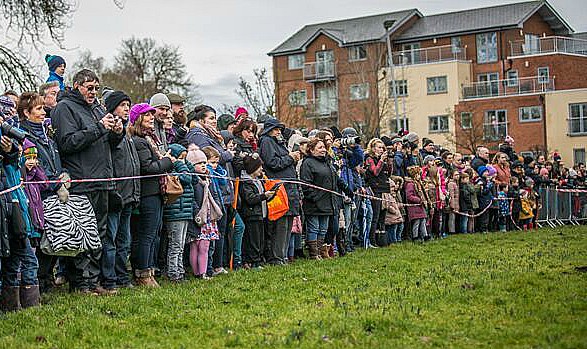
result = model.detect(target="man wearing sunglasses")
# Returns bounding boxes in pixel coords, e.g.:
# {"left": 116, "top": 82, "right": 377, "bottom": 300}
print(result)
{"left": 52, "top": 69, "right": 125, "bottom": 296}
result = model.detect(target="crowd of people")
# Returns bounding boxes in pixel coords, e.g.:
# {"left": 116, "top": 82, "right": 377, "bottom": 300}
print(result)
{"left": 0, "top": 56, "right": 586, "bottom": 312}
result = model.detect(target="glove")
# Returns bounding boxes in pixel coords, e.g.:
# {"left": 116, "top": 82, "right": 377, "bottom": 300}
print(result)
{"left": 59, "top": 172, "right": 71, "bottom": 190}
{"left": 57, "top": 185, "right": 69, "bottom": 203}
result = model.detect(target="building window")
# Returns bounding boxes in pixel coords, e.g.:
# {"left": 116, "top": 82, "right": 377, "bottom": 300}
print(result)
{"left": 348, "top": 45, "right": 367, "bottom": 61}
{"left": 476, "top": 32, "right": 498, "bottom": 63}
{"left": 569, "top": 103, "right": 587, "bottom": 135}
{"left": 427, "top": 76, "right": 447, "bottom": 94}
{"left": 429, "top": 115, "right": 449, "bottom": 133}
{"left": 451, "top": 36, "right": 462, "bottom": 54}
{"left": 538, "top": 67, "right": 549, "bottom": 83}
{"left": 507, "top": 70, "right": 519, "bottom": 87}
{"left": 389, "top": 80, "right": 408, "bottom": 97}
{"left": 350, "top": 83, "right": 369, "bottom": 100}
{"left": 460, "top": 112, "right": 472, "bottom": 129}
{"left": 288, "top": 54, "right": 305, "bottom": 70}
{"left": 478, "top": 73, "right": 499, "bottom": 96}
{"left": 524, "top": 34, "right": 540, "bottom": 54}
{"left": 288, "top": 90, "right": 307, "bottom": 106}
{"left": 401, "top": 42, "right": 421, "bottom": 64}
{"left": 574, "top": 148, "right": 586, "bottom": 166}
{"left": 484, "top": 110, "right": 507, "bottom": 141}
{"left": 519, "top": 106, "right": 542, "bottom": 123}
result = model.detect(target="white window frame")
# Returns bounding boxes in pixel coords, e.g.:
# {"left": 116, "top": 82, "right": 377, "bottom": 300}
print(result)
{"left": 348, "top": 45, "right": 367, "bottom": 62}
{"left": 507, "top": 70, "right": 519, "bottom": 87}
{"left": 349, "top": 83, "right": 369, "bottom": 101}
{"left": 538, "top": 67, "right": 549, "bottom": 83}
{"left": 519, "top": 106, "right": 542, "bottom": 123}
{"left": 476, "top": 32, "right": 498, "bottom": 63}
{"left": 451, "top": 36, "right": 462, "bottom": 54}
{"left": 574, "top": 148, "right": 586, "bottom": 166}
{"left": 429, "top": 115, "right": 449, "bottom": 133}
{"left": 389, "top": 80, "right": 408, "bottom": 97}
{"left": 427, "top": 76, "right": 448, "bottom": 94}
{"left": 288, "top": 54, "right": 305, "bottom": 70}
{"left": 460, "top": 112, "right": 472, "bottom": 129}
{"left": 483, "top": 110, "right": 508, "bottom": 141}
{"left": 569, "top": 102, "right": 587, "bottom": 136}
{"left": 288, "top": 90, "right": 307, "bottom": 106}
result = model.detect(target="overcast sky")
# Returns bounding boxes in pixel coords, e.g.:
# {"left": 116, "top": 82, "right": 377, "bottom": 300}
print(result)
{"left": 43, "top": 0, "right": 585, "bottom": 110}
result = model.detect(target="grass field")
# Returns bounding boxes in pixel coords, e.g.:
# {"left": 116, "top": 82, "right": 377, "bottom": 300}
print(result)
{"left": 1, "top": 226, "right": 586, "bottom": 348}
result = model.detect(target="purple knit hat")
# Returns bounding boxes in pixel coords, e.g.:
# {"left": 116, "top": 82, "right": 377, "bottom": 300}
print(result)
{"left": 129, "top": 103, "right": 155, "bottom": 125}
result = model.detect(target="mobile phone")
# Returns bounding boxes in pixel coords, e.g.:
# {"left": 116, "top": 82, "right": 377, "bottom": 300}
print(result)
{"left": 269, "top": 182, "right": 283, "bottom": 192}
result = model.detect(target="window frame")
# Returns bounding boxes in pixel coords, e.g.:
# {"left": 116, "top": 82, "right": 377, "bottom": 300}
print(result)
{"left": 506, "top": 70, "right": 519, "bottom": 87}
{"left": 287, "top": 54, "right": 305, "bottom": 70}
{"left": 460, "top": 112, "right": 472, "bottom": 129}
{"left": 348, "top": 45, "right": 367, "bottom": 62}
{"left": 428, "top": 114, "right": 449, "bottom": 133}
{"left": 288, "top": 90, "right": 307, "bottom": 106}
{"left": 426, "top": 76, "right": 448, "bottom": 95}
{"left": 519, "top": 106, "right": 543, "bottom": 123}
{"left": 349, "top": 83, "right": 369, "bottom": 101}
{"left": 573, "top": 148, "right": 586, "bottom": 166}
{"left": 568, "top": 102, "right": 587, "bottom": 136}
{"left": 483, "top": 109, "right": 508, "bottom": 141}
{"left": 538, "top": 67, "right": 549, "bottom": 83}
{"left": 389, "top": 79, "right": 408, "bottom": 97}
{"left": 476, "top": 32, "right": 498, "bottom": 63}
{"left": 451, "top": 36, "right": 462, "bottom": 54}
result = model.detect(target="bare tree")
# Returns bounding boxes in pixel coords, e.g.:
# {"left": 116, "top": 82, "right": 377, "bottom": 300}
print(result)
{"left": 236, "top": 68, "right": 275, "bottom": 119}
{"left": 71, "top": 50, "right": 106, "bottom": 78}
{"left": 445, "top": 107, "right": 485, "bottom": 155}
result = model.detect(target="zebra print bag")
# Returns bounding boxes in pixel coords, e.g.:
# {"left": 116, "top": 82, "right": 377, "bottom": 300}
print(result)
{"left": 40, "top": 194, "right": 101, "bottom": 256}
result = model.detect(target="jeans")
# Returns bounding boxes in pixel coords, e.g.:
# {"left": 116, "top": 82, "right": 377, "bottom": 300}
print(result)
{"left": 165, "top": 220, "right": 189, "bottom": 280}
{"left": 266, "top": 216, "right": 292, "bottom": 264}
{"left": 1, "top": 238, "right": 38, "bottom": 286}
{"left": 386, "top": 222, "right": 404, "bottom": 243}
{"left": 460, "top": 215, "right": 469, "bottom": 233}
{"left": 369, "top": 193, "right": 384, "bottom": 244}
{"left": 232, "top": 213, "right": 245, "bottom": 267}
{"left": 363, "top": 199, "right": 373, "bottom": 247}
{"left": 411, "top": 218, "right": 427, "bottom": 240}
{"left": 133, "top": 195, "right": 163, "bottom": 271}
{"left": 306, "top": 215, "right": 329, "bottom": 241}
{"left": 448, "top": 212, "right": 457, "bottom": 234}
{"left": 103, "top": 205, "right": 132, "bottom": 288}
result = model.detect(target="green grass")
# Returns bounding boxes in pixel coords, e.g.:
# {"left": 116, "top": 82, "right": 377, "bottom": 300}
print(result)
{"left": 1, "top": 226, "right": 586, "bottom": 348}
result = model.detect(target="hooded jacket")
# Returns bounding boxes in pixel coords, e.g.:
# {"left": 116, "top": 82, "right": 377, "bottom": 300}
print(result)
{"left": 51, "top": 89, "right": 123, "bottom": 193}
{"left": 186, "top": 126, "right": 233, "bottom": 166}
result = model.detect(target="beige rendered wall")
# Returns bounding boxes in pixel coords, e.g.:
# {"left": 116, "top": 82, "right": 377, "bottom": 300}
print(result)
{"left": 378, "top": 61, "right": 471, "bottom": 150}
{"left": 545, "top": 89, "right": 587, "bottom": 164}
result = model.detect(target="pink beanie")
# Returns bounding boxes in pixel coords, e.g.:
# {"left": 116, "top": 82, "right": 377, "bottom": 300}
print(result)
{"left": 234, "top": 107, "right": 248, "bottom": 119}
{"left": 540, "top": 167, "right": 549, "bottom": 176}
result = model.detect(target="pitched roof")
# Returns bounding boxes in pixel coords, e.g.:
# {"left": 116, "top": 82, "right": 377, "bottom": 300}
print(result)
{"left": 268, "top": 9, "right": 420, "bottom": 56}
{"left": 396, "top": 1, "right": 571, "bottom": 42}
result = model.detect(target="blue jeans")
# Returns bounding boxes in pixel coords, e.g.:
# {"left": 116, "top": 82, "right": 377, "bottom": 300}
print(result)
{"left": 362, "top": 199, "right": 373, "bottom": 247}
{"left": 232, "top": 213, "right": 245, "bottom": 267}
{"left": 386, "top": 223, "right": 404, "bottom": 243}
{"left": 306, "top": 215, "right": 329, "bottom": 241}
{"left": 134, "top": 195, "right": 163, "bottom": 271}
{"left": 103, "top": 205, "right": 132, "bottom": 288}
{"left": 1, "top": 238, "right": 38, "bottom": 286}
{"left": 460, "top": 215, "right": 469, "bottom": 233}
{"left": 165, "top": 220, "right": 188, "bottom": 280}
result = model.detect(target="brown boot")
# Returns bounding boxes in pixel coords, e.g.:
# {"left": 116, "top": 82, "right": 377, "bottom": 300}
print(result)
{"left": 134, "top": 269, "right": 155, "bottom": 287}
{"left": 306, "top": 240, "right": 321, "bottom": 260}
{"left": 1, "top": 286, "right": 21, "bottom": 312}
{"left": 318, "top": 239, "right": 330, "bottom": 259}
{"left": 148, "top": 269, "right": 160, "bottom": 288}
{"left": 20, "top": 285, "right": 40, "bottom": 309}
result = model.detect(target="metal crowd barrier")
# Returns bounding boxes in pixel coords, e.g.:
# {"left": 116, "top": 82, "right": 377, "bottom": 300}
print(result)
{"left": 536, "top": 187, "right": 587, "bottom": 227}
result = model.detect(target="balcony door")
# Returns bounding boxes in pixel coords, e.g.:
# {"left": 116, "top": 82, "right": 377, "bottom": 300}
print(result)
{"left": 478, "top": 73, "right": 499, "bottom": 97}
{"left": 316, "top": 86, "right": 337, "bottom": 115}
{"left": 316, "top": 51, "right": 334, "bottom": 78}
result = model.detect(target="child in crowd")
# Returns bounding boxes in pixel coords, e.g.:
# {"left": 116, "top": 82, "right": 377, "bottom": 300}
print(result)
{"left": 446, "top": 170, "right": 460, "bottom": 235}
{"left": 22, "top": 140, "right": 49, "bottom": 244}
{"left": 519, "top": 188, "right": 535, "bottom": 230}
{"left": 162, "top": 144, "right": 193, "bottom": 282}
{"left": 186, "top": 147, "right": 222, "bottom": 279}
{"left": 45, "top": 54, "right": 66, "bottom": 90}
{"left": 238, "top": 154, "right": 276, "bottom": 269}
{"left": 458, "top": 172, "right": 475, "bottom": 233}
{"left": 497, "top": 184, "right": 510, "bottom": 232}
{"left": 508, "top": 176, "right": 522, "bottom": 230}
{"left": 404, "top": 166, "right": 431, "bottom": 242}
{"left": 475, "top": 166, "right": 494, "bottom": 233}
{"left": 383, "top": 177, "right": 404, "bottom": 244}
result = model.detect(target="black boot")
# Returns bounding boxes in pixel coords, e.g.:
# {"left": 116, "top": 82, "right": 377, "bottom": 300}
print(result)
{"left": 294, "top": 248, "right": 305, "bottom": 259}
{"left": 20, "top": 285, "right": 40, "bottom": 309}
{"left": 336, "top": 234, "right": 347, "bottom": 257}
{"left": 0, "top": 286, "right": 21, "bottom": 312}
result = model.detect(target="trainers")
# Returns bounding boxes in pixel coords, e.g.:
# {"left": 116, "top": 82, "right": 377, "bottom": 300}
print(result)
{"left": 78, "top": 288, "right": 100, "bottom": 296}
{"left": 367, "top": 244, "right": 379, "bottom": 249}
{"left": 94, "top": 286, "right": 118, "bottom": 296}
{"left": 212, "top": 268, "right": 228, "bottom": 276}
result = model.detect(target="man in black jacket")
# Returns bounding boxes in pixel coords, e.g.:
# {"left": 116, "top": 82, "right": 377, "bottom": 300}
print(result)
{"left": 103, "top": 90, "right": 140, "bottom": 289}
{"left": 52, "top": 69, "right": 124, "bottom": 295}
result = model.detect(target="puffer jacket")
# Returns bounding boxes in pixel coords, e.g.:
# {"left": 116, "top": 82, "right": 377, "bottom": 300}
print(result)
{"left": 111, "top": 135, "right": 141, "bottom": 206}
{"left": 51, "top": 89, "right": 123, "bottom": 193}
{"left": 259, "top": 134, "right": 300, "bottom": 216}
{"left": 163, "top": 160, "right": 195, "bottom": 222}
{"left": 459, "top": 183, "right": 475, "bottom": 212}
{"left": 300, "top": 155, "right": 338, "bottom": 216}
{"left": 382, "top": 192, "right": 403, "bottom": 225}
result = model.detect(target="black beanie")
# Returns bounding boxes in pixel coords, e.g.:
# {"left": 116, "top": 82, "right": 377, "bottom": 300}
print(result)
{"left": 104, "top": 91, "right": 131, "bottom": 114}
{"left": 243, "top": 153, "right": 263, "bottom": 175}
{"left": 381, "top": 135, "right": 393, "bottom": 147}
{"left": 45, "top": 54, "right": 66, "bottom": 72}
{"left": 422, "top": 138, "right": 434, "bottom": 147}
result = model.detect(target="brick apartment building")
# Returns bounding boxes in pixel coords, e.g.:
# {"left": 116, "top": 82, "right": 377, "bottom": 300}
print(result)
{"left": 268, "top": 1, "right": 587, "bottom": 164}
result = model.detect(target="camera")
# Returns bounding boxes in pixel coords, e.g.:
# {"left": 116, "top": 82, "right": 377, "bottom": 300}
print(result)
{"left": 339, "top": 136, "right": 361, "bottom": 147}
{"left": 0, "top": 122, "right": 27, "bottom": 143}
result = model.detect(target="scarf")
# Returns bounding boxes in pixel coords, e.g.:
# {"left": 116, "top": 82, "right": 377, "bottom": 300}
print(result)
{"left": 199, "top": 122, "right": 224, "bottom": 145}
{"left": 143, "top": 128, "right": 163, "bottom": 157}
{"left": 207, "top": 164, "right": 227, "bottom": 206}
{"left": 22, "top": 120, "right": 49, "bottom": 144}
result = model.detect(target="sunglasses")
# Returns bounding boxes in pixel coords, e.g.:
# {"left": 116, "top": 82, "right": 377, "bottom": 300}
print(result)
{"left": 82, "top": 85, "right": 100, "bottom": 92}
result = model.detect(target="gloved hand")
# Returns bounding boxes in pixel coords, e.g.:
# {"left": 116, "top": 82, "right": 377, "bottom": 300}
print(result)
{"left": 57, "top": 185, "right": 69, "bottom": 203}
{"left": 59, "top": 172, "right": 71, "bottom": 190}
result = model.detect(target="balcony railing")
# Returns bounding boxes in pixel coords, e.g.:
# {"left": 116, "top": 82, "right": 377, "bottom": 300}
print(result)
{"left": 391, "top": 44, "right": 467, "bottom": 66}
{"left": 303, "top": 62, "right": 336, "bottom": 81}
{"left": 461, "top": 75, "right": 555, "bottom": 100}
{"left": 510, "top": 36, "right": 587, "bottom": 57}
{"left": 305, "top": 98, "right": 338, "bottom": 119}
